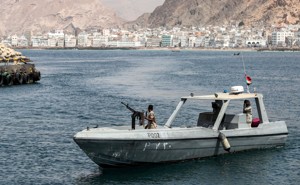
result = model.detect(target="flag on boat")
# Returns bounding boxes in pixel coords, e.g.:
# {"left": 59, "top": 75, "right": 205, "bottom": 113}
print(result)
{"left": 245, "top": 75, "right": 252, "bottom": 85}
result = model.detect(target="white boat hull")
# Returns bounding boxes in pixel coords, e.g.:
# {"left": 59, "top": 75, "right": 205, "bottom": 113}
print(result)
{"left": 73, "top": 121, "right": 288, "bottom": 168}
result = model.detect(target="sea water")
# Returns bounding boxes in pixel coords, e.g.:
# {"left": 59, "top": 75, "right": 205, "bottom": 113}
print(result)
{"left": 0, "top": 49, "right": 299, "bottom": 185}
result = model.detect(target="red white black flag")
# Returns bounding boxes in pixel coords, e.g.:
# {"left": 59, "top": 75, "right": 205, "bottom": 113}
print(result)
{"left": 246, "top": 75, "right": 252, "bottom": 85}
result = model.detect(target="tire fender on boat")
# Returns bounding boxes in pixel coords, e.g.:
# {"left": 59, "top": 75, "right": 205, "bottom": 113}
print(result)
{"left": 218, "top": 132, "right": 231, "bottom": 152}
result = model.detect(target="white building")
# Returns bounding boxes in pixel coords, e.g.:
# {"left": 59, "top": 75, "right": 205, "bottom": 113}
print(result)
{"left": 295, "top": 30, "right": 300, "bottom": 46}
{"left": 48, "top": 30, "right": 64, "bottom": 39}
{"left": 31, "top": 37, "right": 40, "bottom": 47}
{"left": 246, "top": 39, "right": 267, "bottom": 47}
{"left": 1, "top": 39, "right": 11, "bottom": 47}
{"left": 99, "top": 36, "right": 109, "bottom": 46}
{"left": 40, "top": 38, "right": 49, "bottom": 47}
{"left": 172, "top": 37, "right": 180, "bottom": 47}
{"left": 77, "top": 32, "right": 89, "bottom": 47}
{"left": 145, "top": 37, "right": 161, "bottom": 47}
{"left": 102, "top": 29, "right": 110, "bottom": 36}
{"left": 11, "top": 35, "right": 18, "bottom": 47}
{"left": 87, "top": 35, "right": 93, "bottom": 47}
{"left": 178, "top": 36, "right": 188, "bottom": 47}
{"left": 57, "top": 38, "right": 64, "bottom": 47}
{"left": 18, "top": 35, "right": 29, "bottom": 47}
{"left": 194, "top": 36, "right": 205, "bottom": 47}
{"left": 223, "top": 35, "right": 230, "bottom": 48}
{"left": 108, "top": 41, "right": 142, "bottom": 47}
{"left": 161, "top": 35, "right": 173, "bottom": 47}
{"left": 47, "top": 30, "right": 65, "bottom": 47}
{"left": 92, "top": 32, "right": 108, "bottom": 47}
{"left": 272, "top": 31, "right": 294, "bottom": 46}
{"left": 48, "top": 38, "right": 57, "bottom": 47}
{"left": 31, "top": 35, "right": 48, "bottom": 47}
{"left": 65, "top": 34, "right": 76, "bottom": 47}
{"left": 188, "top": 36, "right": 196, "bottom": 47}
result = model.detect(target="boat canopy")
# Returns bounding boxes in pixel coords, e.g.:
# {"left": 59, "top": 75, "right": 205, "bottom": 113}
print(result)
{"left": 165, "top": 92, "right": 268, "bottom": 129}
{"left": 181, "top": 92, "right": 262, "bottom": 101}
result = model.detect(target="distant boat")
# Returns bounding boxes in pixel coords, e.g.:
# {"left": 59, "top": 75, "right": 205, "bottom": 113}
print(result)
{"left": 73, "top": 86, "right": 288, "bottom": 169}
{"left": 234, "top": 52, "right": 240, "bottom": 55}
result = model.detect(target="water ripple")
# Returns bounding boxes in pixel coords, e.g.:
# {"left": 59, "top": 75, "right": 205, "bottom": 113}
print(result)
{"left": 0, "top": 50, "right": 299, "bottom": 184}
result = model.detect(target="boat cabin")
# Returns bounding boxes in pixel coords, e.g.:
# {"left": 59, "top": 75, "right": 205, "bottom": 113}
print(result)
{"left": 164, "top": 86, "right": 269, "bottom": 130}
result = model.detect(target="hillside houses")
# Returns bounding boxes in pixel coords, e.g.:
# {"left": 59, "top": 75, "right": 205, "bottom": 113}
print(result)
{"left": 1, "top": 25, "right": 300, "bottom": 49}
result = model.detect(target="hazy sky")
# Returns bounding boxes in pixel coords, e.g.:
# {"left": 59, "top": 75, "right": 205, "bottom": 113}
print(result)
{"left": 101, "top": 0, "right": 165, "bottom": 21}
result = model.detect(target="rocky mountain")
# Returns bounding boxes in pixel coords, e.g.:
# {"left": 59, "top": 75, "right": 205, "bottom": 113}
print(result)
{"left": 1, "top": 0, "right": 299, "bottom": 36}
{"left": 128, "top": 0, "right": 300, "bottom": 28}
{"left": 101, "top": 0, "right": 164, "bottom": 21}
{"left": 0, "top": 0, "right": 124, "bottom": 36}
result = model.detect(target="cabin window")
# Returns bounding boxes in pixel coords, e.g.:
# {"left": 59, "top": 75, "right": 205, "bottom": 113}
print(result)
{"left": 169, "top": 100, "right": 225, "bottom": 128}
{"left": 225, "top": 99, "right": 258, "bottom": 118}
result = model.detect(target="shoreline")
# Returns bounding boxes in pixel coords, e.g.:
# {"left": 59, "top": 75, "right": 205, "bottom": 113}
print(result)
{"left": 11, "top": 46, "right": 300, "bottom": 52}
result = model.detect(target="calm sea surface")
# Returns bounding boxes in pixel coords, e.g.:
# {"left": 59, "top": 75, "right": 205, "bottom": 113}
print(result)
{"left": 0, "top": 49, "right": 299, "bottom": 185}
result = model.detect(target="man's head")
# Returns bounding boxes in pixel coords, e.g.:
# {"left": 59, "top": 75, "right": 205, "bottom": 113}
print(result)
{"left": 244, "top": 100, "right": 251, "bottom": 106}
{"left": 148, "top": 104, "right": 153, "bottom": 111}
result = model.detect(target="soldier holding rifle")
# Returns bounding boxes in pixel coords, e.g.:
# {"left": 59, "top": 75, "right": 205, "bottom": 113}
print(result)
{"left": 121, "top": 102, "right": 157, "bottom": 129}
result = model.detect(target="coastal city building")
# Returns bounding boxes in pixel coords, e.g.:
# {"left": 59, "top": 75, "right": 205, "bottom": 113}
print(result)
{"left": 161, "top": 35, "right": 172, "bottom": 47}
{"left": 272, "top": 31, "right": 294, "bottom": 46}
{"left": 1, "top": 24, "right": 300, "bottom": 49}
{"left": 77, "top": 32, "right": 90, "bottom": 47}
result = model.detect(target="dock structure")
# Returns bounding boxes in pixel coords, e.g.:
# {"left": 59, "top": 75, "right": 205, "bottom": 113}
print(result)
{"left": 0, "top": 44, "right": 41, "bottom": 86}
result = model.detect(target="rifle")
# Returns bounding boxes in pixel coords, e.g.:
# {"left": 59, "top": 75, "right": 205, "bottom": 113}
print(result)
{"left": 121, "top": 102, "right": 145, "bottom": 130}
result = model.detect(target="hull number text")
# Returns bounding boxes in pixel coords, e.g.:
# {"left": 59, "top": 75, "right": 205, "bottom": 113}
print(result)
{"left": 147, "top": 133, "right": 160, "bottom": 138}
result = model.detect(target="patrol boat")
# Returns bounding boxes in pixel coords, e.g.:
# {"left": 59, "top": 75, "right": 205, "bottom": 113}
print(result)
{"left": 73, "top": 86, "right": 288, "bottom": 168}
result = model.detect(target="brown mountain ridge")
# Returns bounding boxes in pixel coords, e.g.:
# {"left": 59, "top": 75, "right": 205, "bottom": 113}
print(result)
{"left": 0, "top": 0, "right": 124, "bottom": 36}
{"left": 128, "top": 0, "right": 300, "bottom": 28}
{"left": 1, "top": 0, "right": 299, "bottom": 36}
